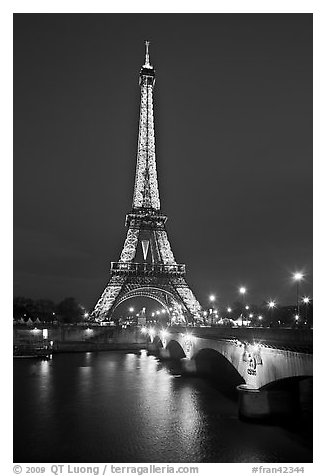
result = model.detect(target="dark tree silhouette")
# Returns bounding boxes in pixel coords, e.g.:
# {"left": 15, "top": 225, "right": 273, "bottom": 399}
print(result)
{"left": 56, "top": 297, "right": 84, "bottom": 323}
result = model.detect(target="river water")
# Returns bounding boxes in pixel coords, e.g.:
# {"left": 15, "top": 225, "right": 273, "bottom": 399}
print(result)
{"left": 14, "top": 351, "right": 312, "bottom": 463}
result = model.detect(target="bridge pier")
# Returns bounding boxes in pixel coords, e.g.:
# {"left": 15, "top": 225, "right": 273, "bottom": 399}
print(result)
{"left": 237, "top": 384, "right": 298, "bottom": 421}
{"left": 181, "top": 357, "right": 197, "bottom": 374}
{"left": 159, "top": 347, "right": 171, "bottom": 359}
{"left": 147, "top": 342, "right": 157, "bottom": 353}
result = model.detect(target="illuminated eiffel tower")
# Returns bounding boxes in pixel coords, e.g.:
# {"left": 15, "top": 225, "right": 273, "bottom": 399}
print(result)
{"left": 92, "top": 42, "right": 202, "bottom": 324}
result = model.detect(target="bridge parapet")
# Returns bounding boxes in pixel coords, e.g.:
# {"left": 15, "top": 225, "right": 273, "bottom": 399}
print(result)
{"left": 168, "top": 327, "right": 312, "bottom": 353}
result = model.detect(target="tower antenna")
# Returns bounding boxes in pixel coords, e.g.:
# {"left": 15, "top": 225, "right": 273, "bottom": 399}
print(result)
{"left": 144, "top": 40, "right": 151, "bottom": 67}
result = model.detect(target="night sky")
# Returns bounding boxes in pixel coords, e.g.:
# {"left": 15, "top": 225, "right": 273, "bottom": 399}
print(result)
{"left": 14, "top": 14, "right": 312, "bottom": 312}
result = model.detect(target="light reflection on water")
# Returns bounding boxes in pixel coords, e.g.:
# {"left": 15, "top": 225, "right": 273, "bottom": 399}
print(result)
{"left": 14, "top": 351, "right": 312, "bottom": 463}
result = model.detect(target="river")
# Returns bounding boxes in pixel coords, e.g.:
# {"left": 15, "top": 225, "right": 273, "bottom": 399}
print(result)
{"left": 14, "top": 350, "right": 312, "bottom": 463}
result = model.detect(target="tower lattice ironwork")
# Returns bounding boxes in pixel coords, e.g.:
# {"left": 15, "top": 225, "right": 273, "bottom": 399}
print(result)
{"left": 92, "top": 42, "right": 202, "bottom": 324}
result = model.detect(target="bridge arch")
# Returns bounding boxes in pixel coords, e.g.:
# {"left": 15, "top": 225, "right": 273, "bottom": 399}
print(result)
{"left": 260, "top": 375, "right": 313, "bottom": 391}
{"left": 193, "top": 348, "right": 245, "bottom": 391}
{"left": 166, "top": 339, "right": 186, "bottom": 359}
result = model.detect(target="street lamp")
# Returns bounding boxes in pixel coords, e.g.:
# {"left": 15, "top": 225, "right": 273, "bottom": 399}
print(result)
{"left": 239, "top": 287, "right": 246, "bottom": 327}
{"left": 302, "top": 296, "right": 310, "bottom": 323}
{"left": 267, "top": 300, "right": 276, "bottom": 325}
{"left": 129, "top": 307, "right": 134, "bottom": 313}
{"left": 293, "top": 273, "right": 303, "bottom": 319}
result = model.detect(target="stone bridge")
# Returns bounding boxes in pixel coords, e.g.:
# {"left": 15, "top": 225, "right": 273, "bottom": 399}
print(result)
{"left": 147, "top": 326, "right": 313, "bottom": 419}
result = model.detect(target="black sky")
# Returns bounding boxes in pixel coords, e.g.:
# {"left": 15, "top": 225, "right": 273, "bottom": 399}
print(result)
{"left": 13, "top": 13, "right": 312, "bottom": 311}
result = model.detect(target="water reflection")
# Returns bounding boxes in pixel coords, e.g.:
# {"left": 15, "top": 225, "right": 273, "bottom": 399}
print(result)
{"left": 14, "top": 351, "right": 312, "bottom": 463}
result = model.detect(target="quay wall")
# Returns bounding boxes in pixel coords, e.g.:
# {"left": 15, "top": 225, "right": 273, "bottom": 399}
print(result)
{"left": 13, "top": 325, "right": 147, "bottom": 352}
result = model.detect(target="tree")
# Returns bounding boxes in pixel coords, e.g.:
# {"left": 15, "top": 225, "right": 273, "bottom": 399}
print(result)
{"left": 56, "top": 297, "right": 84, "bottom": 323}
{"left": 13, "top": 297, "right": 36, "bottom": 320}
{"left": 34, "top": 299, "right": 56, "bottom": 322}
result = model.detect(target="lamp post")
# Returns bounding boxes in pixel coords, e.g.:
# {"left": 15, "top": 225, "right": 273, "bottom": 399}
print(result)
{"left": 302, "top": 296, "right": 310, "bottom": 323}
{"left": 293, "top": 273, "right": 303, "bottom": 319}
{"left": 267, "top": 300, "right": 276, "bottom": 326}
{"left": 239, "top": 287, "right": 246, "bottom": 327}
{"left": 208, "top": 295, "right": 216, "bottom": 326}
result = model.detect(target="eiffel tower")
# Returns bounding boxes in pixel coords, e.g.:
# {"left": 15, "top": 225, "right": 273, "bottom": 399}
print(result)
{"left": 92, "top": 42, "right": 202, "bottom": 324}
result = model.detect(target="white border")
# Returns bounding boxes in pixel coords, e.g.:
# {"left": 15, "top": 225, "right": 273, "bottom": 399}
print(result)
{"left": 3, "top": 1, "right": 324, "bottom": 475}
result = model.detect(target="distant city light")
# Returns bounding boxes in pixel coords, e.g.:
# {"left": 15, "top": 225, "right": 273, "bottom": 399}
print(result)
{"left": 293, "top": 272, "right": 303, "bottom": 281}
{"left": 161, "top": 309, "right": 166, "bottom": 314}
{"left": 129, "top": 307, "right": 134, "bottom": 313}
{"left": 268, "top": 300, "right": 276, "bottom": 309}
{"left": 239, "top": 287, "right": 246, "bottom": 295}
{"left": 249, "top": 313, "right": 253, "bottom": 318}
{"left": 156, "top": 310, "right": 160, "bottom": 315}
{"left": 295, "top": 315, "right": 299, "bottom": 321}
{"left": 302, "top": 296, "right": 310, "bottom": 304}
{"left": 209, "top": 295, "right": 216, "bottom": 302}
{"left": 258, "top": 315, "right": 263, "bottom": 320}
{"left": 245, "top": 305, "right": 249, "bottom": 310}
{"left": 227, "top": 307, "right": 232, "bottom": 313}
{"left": 84, "top": 312, "right": 89, "bottom": 318}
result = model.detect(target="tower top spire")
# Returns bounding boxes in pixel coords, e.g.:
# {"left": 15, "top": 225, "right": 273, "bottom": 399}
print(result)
{"left": 143, "top": 40, "right": 153, "bottom": 69}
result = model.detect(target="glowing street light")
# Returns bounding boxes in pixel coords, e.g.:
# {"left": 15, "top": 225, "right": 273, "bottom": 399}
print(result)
{"left": 209, "top": 295, "right": 216, "bottom": 303}
{"left": 227, "top": 307, "right": 232, "bottom": 313}
{"left": 129, "top": 307, "right": 134, "bottom": 313}
{"left": 148, "top": 328, "right": 155, "bottom": 342}
{"left": 268, "top": 300, "right": 276, "bottom": 309}
{"left": 302, "top": 296, "right": 310, "bottom": 322}
{"left": 239, "top": 287, "right": 246, "bottom": 327}
{"left": 160, "top": 329, "right": 169, "bottom": 340}
{"left": 267, "top": 300, "right": 276, "bottom": 324}
{"left": 140, "top": 327, "right": 147, "bottom": 334}
{"left": 293, "top": 272, "right": 304, "bottom": 319}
